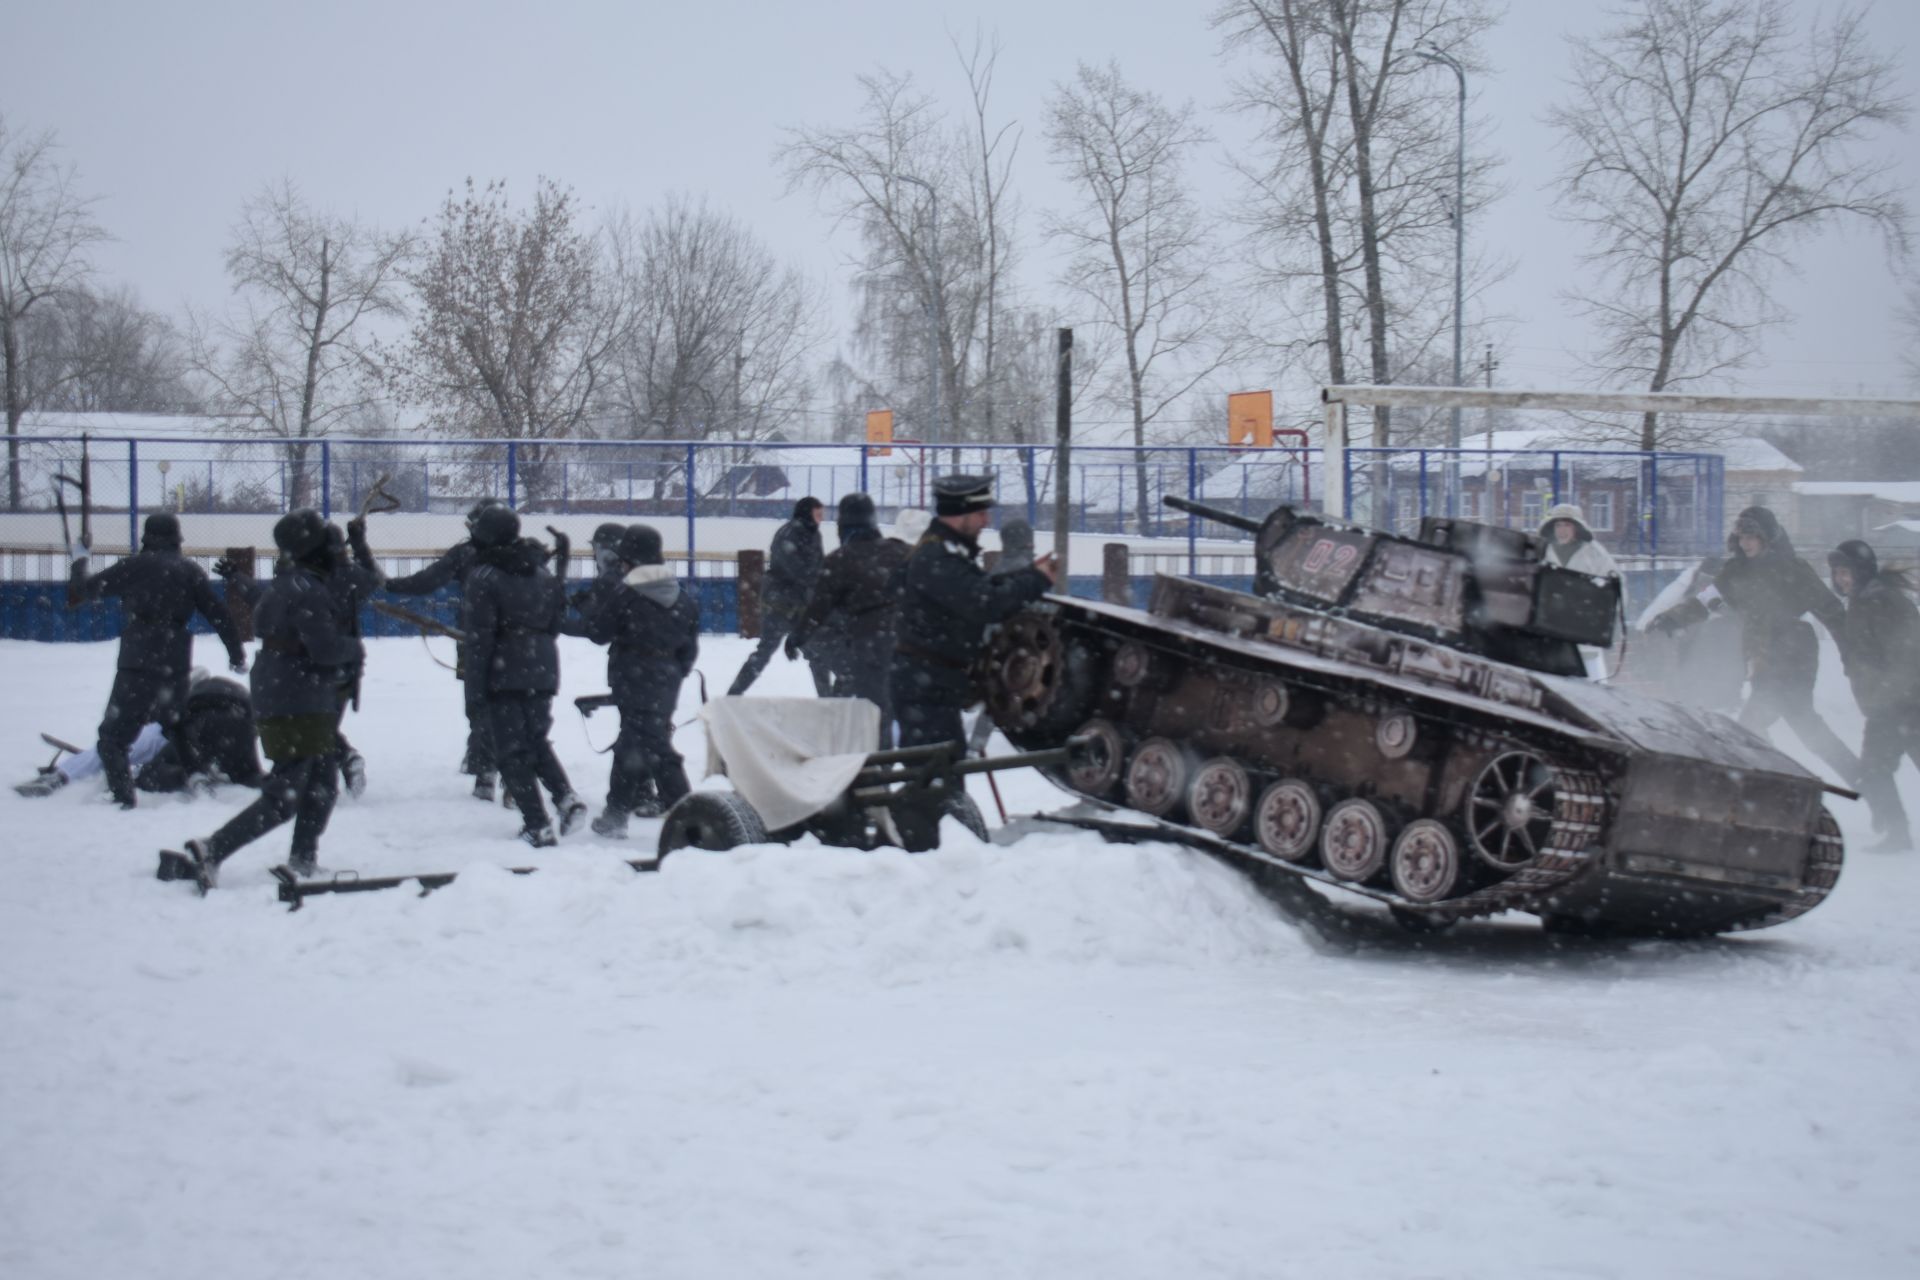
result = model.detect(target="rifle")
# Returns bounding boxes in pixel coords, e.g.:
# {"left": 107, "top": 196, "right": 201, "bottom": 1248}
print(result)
{"left": 56, "top": 434, "right": 92, "bottom": 607}
{"left": 370, "top": 599, "right": 470, "bottom": 645}
{"left": 358, "top": 472, "right": 401, "bottom": 519}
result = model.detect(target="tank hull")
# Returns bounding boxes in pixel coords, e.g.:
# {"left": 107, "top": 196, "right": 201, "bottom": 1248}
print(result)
{"left": 982, "top": 578, "right": 1842, "bottom": 935}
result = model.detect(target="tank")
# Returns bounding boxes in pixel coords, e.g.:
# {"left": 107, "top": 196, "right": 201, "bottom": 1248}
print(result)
{"left": 979, "top": 500, "right": 1844, "bottom": 936}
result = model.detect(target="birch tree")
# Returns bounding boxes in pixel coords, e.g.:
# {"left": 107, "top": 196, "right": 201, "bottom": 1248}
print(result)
{"left": 1214, "top": 0, "right": 1499, "bottom": 448}
{"left": 1045, "top": 61, "right": 1241, "bottom": 532}
{"left": 1549, "top": 0, "right": 1909, "bottom": 449}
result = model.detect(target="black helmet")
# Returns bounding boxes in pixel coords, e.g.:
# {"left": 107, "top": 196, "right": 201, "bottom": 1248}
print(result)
{"left": 469, "top": 504, "right": 522, "bottom": 549}
{"left": 141, "top": 512, "right": 183, "bottom": 550}
{"left": 273, "top": 509, "right": 328, "bottom": 558}
{"left": 466, "top": 496, "right": 507, "bottom": 530}
{"left": 590, "top": 522, "right": 625, "bottom": 551}
{"left": 837, "top": 492, "right": 876, "bottom": 527}
{"left": 618, "top": 524, "right": 664, "bottom": 567}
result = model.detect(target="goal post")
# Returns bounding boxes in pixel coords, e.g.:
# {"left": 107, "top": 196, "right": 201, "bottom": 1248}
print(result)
{"left": 1321, "top": 385, "right": 1920, "bottom": 524}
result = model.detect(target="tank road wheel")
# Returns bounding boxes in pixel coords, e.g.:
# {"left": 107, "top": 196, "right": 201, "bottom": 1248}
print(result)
{"left": 1321, "top": 798, "right": 1390, "bottom": 883}
{"left": 659, "top": 792, "right": 769, "bottom": 856}
{"left": 1125, "top": 738, "right": 1193, "bottom": 819}
{"left": 1253, "top": 779, "right": 1321, "bottom": 863}
{"left": 1389, "top": 819, "right": 1463, "bottom": 903}
{"left": 979, "top": 611, "right": 1098, "bottom": 743}
{"left": 1187, "top": 757, "right": 1253, "bottom": 838}
{"left": 1063, "top": 718, "right": 1127, "bottom": 799}
{"left": 1466, "top": 751, "right": 1559, "bottom": 871}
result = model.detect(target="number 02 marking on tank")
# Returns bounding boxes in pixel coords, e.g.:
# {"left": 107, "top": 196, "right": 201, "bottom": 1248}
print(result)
{"left": 1302, "top": 539, "right": 1360, "bottom": 574}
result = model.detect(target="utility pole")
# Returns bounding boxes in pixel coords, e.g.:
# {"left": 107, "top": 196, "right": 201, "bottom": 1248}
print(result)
{"left": 1054, "top": 328, "right": 1072, "bottom": 579}
{"left": 1412, "top": 45, "right": 1467, "bottom": 512}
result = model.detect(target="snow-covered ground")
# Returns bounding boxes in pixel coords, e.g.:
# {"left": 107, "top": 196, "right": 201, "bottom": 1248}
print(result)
{"left": 3, "top": 630, "right": 1918, "bottom": 1279}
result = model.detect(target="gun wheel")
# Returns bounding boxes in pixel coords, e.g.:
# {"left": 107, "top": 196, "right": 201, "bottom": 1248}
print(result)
{"left": 1321, "top": 798, "right": 1389, "bottom": 883}
{"left": 1065, "top": 718, "right": 1126, "bottom": 798}
{"left": 1187, "top": 758, "right": 1252, "bottom": 837}
{"left": 1253, "top": 779, "right": 1320, "bottom": 863}
{"left": 1125, "top": 738, "right": 1192, "bottom": 819}
{"left": 1467, "top": 751, "right": 1559, "bottom": 870}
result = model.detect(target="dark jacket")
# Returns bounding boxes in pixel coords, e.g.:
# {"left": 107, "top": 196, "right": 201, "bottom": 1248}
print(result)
{"left": 1658, "top": 508, "right": 1842, "bottom": 680}
{"left": 1838, "top": 573, "right": 1920, "bottom": 714}
{"left": 466, "top": 539, "right": 571, "bottom": 697}
{"left": 71, "top": 549, "right": 244, "bottom": 676}
{"left": 791, "top": 527, "right": 911, "bottom": 660}
{"left": 137, "top": 675, "right": 265, "bottom": 790}
{"left": 381, "top": 542, "right": 479, "bottom": 597}
{"left": 585, "top": 564, "right": 701, "bottom": 714}
{"left": 251, "top": 563, "right": 358, "bottom": 719}
{"left": 764, "top": 510, "right": 825, "bottom": 615}
{"left": 892, "top": 521, "right": 1051, "bottom": 703}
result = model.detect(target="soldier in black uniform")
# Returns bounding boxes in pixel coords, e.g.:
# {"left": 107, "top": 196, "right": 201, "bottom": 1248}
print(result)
{"left": 728, "top": 496, "right": 829, "bottom": 696}
{"left": 325, "top": 520, "right": 382, "bottom": 796}
{"left": 169, "top": 510, "right": 356, "bottom": 889}
{"left": 69, "top": 512, "right": 248, "bottom": 808}
{"left": 889, "top": 475, "right": 1055, "bottom": 751}
{"left": 382, "top": 498, "right": 503, "bottom": 799}
{"left": 582, "top": 524, "right": 701, "bottom": 837}
{"left": 1829, "top": 540, "right": 1920, "bottom": 851}
{"left": 1649, "top": 505, "right": 1858, "bottom": 782}
{"left": 463, "top": 506, "right": 588, "bottom": 847}
{"left": 14, "top": 670, "right": 263, "bottom": 798}
{"left": 786, "top": 492, "right": 912, "bottom": 747}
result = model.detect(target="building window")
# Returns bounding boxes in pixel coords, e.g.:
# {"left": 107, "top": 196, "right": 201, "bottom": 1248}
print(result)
{"left": 1522, "top": 491, "right": 1544, "bottom": 525}
{"left": 1587, "top": 491, "right": 1615, "bottom": 533}
{"left": 1395, "top": 493, "right": 1417, "bottom": 532}
{"left": 1461, "top": 491, "right": 1480, "bottom": 519}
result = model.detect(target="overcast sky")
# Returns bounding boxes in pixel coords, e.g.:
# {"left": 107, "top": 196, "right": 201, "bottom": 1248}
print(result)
{"left": 13, "top": 0, "right": 1919, "bottom": 418}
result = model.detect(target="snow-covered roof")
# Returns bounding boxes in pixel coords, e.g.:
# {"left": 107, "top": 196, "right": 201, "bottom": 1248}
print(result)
{"left": 1794, "top": 480, "right": 1920, "bottom": 504}
{"left": 20, "top": 411, "right": 254, "bottom": 439}
{"left": 1875, "top": 519, "right": 1920, "bottom": 535}
{"left": 1717, "top": 437, "right": 1802, "bottom": 473}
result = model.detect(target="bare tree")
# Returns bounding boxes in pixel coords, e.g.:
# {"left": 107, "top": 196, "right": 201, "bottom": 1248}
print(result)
{"left": 1899, "top": 278, "right": 1920, "bottom": 392}
{"left": 1046, "top": 61, "right": 1244, "bottom": 532}
{"left": 189, "top": 178, "right": 413, "bottom": 507}
{"left": 1214, "top": 0, "right": 1501, "bottom": 449}
{"left": 780, "top": 61, "right": 1025, "bottom": 451}
{"left": 18, "top": 284, "right": 197, "bottom": 413}
{"left": 0, "top": 116, "right": 110, "bottom": 508}
{"left": 1550, "top": 0, "right": 1909, "bottom": 449}
{"left": 601, "top": 195, "right": 820, "bottom": 444}
{"left": 390, "top": 178, "right": 624, "bottom": 500}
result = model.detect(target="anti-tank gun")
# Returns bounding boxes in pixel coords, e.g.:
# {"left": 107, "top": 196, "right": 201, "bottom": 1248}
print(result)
{"left": 982, "top": 497, "right": 1843, "bottom": 939}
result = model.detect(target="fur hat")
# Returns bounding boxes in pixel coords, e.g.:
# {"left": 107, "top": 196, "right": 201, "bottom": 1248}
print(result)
{"left": 619, "top": 524, "right": 664, "bottom": 566}
{"left": 792, "top": 497, "right": 824, "bottom": 521}
{"left": 837, "top": 492, "right": 877, "bottom": 527}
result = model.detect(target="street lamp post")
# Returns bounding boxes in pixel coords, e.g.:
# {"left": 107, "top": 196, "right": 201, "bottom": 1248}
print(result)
{"left": 1411, "top": 45, "right": 1466, "bottom": 511}
{"left": 894, "top": 173, "right": 942, "bottom": 449}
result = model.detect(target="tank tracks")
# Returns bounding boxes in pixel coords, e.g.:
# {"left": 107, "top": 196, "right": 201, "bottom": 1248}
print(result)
{"left": 1040, "top": 764, "right": 1610, "bottom": 928}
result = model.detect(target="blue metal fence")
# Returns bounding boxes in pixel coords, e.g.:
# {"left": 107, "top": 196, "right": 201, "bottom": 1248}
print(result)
{"left": 2, "top": 434, "right": 1721, "bottom": 559}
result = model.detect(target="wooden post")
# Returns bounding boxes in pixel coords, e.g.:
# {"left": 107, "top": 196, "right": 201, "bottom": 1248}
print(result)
{"left": 1102, "top": 543, "right": 1131, "bottom": 605}
{"left": 223, "top": 546, "right": 259, "bottom": 642}
{"left": 737, "top": 549, "right": 765, "bottom": 639}
{"left": 1053, "top": 328, "right": 1072, "bottom": 581}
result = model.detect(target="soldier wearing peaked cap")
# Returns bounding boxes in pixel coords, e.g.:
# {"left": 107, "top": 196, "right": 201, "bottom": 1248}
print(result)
{"left": 889, "top": 475, "right": 1056, "bottom": 752}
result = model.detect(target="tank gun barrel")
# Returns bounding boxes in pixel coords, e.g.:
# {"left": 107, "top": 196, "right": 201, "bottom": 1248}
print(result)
{"left": 1162, "top": 495, "right": 1264, "bottom": 535}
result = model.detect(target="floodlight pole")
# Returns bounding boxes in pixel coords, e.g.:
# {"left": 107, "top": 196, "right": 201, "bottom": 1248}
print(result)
{"left": 1411, "top": 45, "right": 1466, "bottom": 511}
